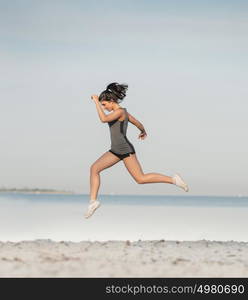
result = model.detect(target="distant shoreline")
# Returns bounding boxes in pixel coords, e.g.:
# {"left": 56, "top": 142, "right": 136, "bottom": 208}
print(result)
{"left": 0, "top": 190, "right": 75, "bottom": 194}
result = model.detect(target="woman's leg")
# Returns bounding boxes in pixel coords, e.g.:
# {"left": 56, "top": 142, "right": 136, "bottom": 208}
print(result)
{"left": 90, "top": 151, "right": 121, "bottom": 200}
{"left": 123, "top": 153, "right": 174, "bottom": 184}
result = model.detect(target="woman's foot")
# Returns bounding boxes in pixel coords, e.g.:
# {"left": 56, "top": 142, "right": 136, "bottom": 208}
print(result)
{"left": 172, "top": 173, "right": 189, "bottom": 192}
{"left": 84, "top": 200, "right": 101, "bottom": 218}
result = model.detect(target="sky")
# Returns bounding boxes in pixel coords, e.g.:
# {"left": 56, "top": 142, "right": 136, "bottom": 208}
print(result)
{"left": 0, "top": 0, "right": 247, "bottom": 196}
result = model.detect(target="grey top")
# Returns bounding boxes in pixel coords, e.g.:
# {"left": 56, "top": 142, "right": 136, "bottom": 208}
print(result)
{"left": 108, "top": 108, "right": 135, "bottom": 154}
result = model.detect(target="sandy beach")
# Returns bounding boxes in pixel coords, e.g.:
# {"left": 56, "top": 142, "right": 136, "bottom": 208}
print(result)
{"left": 0, "top": 239, "right": 248, "bottom": 277}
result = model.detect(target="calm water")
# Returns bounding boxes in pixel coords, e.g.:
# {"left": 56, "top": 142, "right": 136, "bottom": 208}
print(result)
{"left": 1, "top": 193, "right": 248, "bottom": 206}
{"left": 1, "top": 193, "right": 248, "bottom": 242}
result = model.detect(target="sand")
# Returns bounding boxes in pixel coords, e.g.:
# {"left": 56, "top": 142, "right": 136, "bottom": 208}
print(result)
{"left": 0, "top": 239, "right": 248, "bottom": 277}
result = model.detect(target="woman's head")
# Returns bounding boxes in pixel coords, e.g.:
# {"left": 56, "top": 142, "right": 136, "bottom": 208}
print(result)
{"left": 99, "top": 82, "right": 128, "bottom": 111}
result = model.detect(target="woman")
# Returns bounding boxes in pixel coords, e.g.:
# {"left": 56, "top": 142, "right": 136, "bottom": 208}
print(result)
{"left": 85, "top": 82, "right": 189, "bottom": 218}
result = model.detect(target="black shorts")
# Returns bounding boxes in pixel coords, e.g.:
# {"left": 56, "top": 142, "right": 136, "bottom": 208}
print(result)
{"left": 109, "top": 150, "right": 135, "bottom": 160}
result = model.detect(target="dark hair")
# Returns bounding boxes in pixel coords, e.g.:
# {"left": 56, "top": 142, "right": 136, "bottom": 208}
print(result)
{"left": 99, "top": 82, "right": 128, "bottom": 103}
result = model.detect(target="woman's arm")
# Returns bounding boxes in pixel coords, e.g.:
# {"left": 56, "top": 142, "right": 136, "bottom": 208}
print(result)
{"left": 91, "top": 95, "right": 123, "bottom": 123}
{"left": 127, "top": 112, "right": 147, "bottom": 133}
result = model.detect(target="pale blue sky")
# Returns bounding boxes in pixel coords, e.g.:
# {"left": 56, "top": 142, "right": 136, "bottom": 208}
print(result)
{"left": 1, "top": 0, "right": 247, "bottom": 196}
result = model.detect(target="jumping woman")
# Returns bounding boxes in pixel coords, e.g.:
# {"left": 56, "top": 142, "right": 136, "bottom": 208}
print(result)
{"left": 84, "top": 82, "right": 189, "bottom": 218}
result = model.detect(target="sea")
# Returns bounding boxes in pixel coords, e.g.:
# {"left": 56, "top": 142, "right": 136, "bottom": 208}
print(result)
{"left": 0, "top": 193, "right": 248, "bottom": 242}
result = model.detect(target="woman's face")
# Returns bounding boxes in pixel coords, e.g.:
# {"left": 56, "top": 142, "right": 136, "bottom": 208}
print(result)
{"left": 100, "top": 100, "right": 114, "bottom": 111}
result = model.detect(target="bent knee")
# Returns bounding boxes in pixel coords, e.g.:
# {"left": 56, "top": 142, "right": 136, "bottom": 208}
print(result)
{"left": 136, "top": 177, "right": 145, "bottom": 184}
{"left": 90, "top": 164, "right": 99, "bottom": 173}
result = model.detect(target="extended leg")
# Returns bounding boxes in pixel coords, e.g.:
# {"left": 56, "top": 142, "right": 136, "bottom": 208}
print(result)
{"left": 90, "top": 151, "right": 121, "bottom": 200}
{"left": 123, "top": 153, "right": 174, "bottom": 184}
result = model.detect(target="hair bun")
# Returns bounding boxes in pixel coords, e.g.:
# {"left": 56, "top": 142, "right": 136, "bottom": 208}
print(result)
{"left": 106, "top": 82, "right": 128, "bottom": 100}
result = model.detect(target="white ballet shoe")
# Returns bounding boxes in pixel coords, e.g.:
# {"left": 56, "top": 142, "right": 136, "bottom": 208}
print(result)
{"left": 84, "top": 200, "right": 101, "bottom": 218}
{"left": 172, "top": 173, "right": 189, "bottom": 192}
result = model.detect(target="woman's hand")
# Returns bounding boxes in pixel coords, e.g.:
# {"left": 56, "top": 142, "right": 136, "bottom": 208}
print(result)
{"left": 138, "top": 131, "right": 147, "bottom": 140}
{"left": 91, "top": 94, "right": 99, "bottom": 102}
